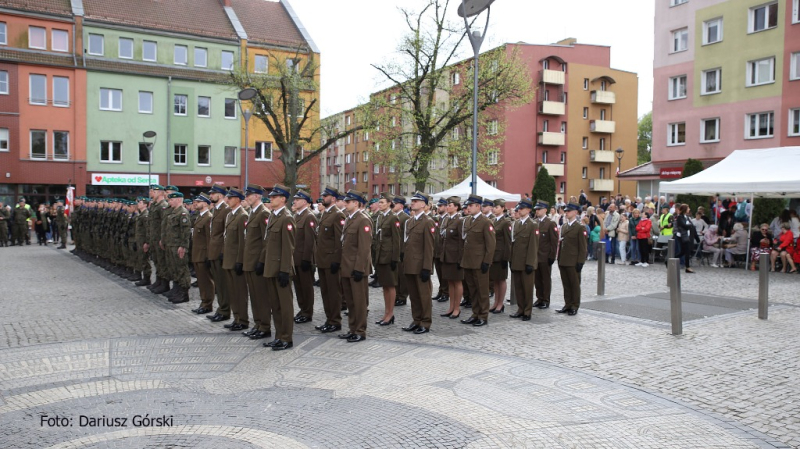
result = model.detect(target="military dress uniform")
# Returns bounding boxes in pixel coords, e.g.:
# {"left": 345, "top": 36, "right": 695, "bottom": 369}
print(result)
{"left": 432, "top": 198, "right": 448, "bottom": 301}
{"left": 393, "top": 197, "right": 410, "bottom": 306}
{"left": 460, "top": 195, "right": 496, "bottom": 326}
{"left": 401, "top": 192, "right": 436, "bottom": 333}
{"left": 207, "top": 185, "right": 232, "bottom": 321}
{"left": 261, "top": 184, "right": 296, "bottom": 351}
{"left": 374, "top": 193, "right": 401, "bottom": 289}
{"left": 509, "top": 199, "right": 539, "bottom": 320}
{"left": 191, "top": 196, "right": 214, "bottom": 312}
{"left": 557, "top": 202, "right": 588, "bottom": 315}
{"left": 240, "top": 185, "right": 271, "bottom": 339}
{"left": 222, "top": 188, "right": 249, "bottom": 329}
{"left": 533, "top": 201, "right": 559, "bottom": 309}
{"left": 440, "top": 199, "right": 464, "bottom": 283}
{"left": 315, "top": 187, "right": 345, "bottom": 332}
{"left": 339, "top": 190, "right": 373, "bottom": 342}
{"left": 490, "top": 199, "right": 512, "bottom": 284}
{"left": 292, "top": 190, "right": 318, "bottom": 323}
{"left": 164, "top": 193, "right": 192, "bottom": 303}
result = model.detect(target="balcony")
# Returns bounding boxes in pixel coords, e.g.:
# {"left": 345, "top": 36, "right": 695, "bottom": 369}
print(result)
{"left": 538, "top": 132, "right": 565, "bottom": 146}
{"left": 538, "top": 100, "right": 565, "bottom": 115}
{"left": 591, "top": 90, "right": 616, "bottom": 104}
{"left": 540, "top": 69, "right": 565, "bottom": 85}
{"left": 589, "top": 178, "right": 614, "bottom": 192}
{"left": 589, "top": 150, "right": 614, "bottom": 163}
{"left": 590, "top": 120, "right": 616, "bottom": 134}
{"left": 540, "top": 163, "right": 564, "bottom": 177}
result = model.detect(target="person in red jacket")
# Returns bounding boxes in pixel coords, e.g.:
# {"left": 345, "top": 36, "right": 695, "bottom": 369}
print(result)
{"left": 770, "top": 223, "right": 796, "bottom": 273}
{"left": 635, "top": 213, "right": 653, "bottom": 267}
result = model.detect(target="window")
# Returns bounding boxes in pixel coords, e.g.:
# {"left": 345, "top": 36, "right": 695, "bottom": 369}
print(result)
{"left": 0, "top": 128, "right": 8, "bottom": 151}
{"left": 561, "top": 122, "right": 567, "bottom": 133}
{"left": 173, "top": 95, "right": 187, "bottom": 115}
{"left": 286, "top": 58, "right": 298, "bottom": 72}
{"left": 582, "top": 167, "right": 587, "bottom": 179}
{"left": 600, "top": 109, "right": 606, "bottom": 120}
{"left": 559, "top": 182, "right": 565, "bottom": 194}
{"left": 363, "top": 152, "right": 369, "bottom": 162}
{"left": 600, "top": 80, "right": 607, "bottom": 91}
{"left": 254, "top": 55, "right": 268, "bottom": 73}
{"left": 373, "top": 164, "right": 379, "bottom": 174}
{"left": 197, "top": 145, "right": 210, "bottom": 166}
{"left": 0, "top": 22, "right": 6, "bottom": 45}
{"left": 224, "top": 146, "right": 236, "bottom": 166}
{"left": 255, "top": 141, "right": 272, "bottom": 161}
{"left": 701, "top": 118, "right": 720, "bottom": 143}
{"left": 542, "top": 60, "right": 549, "bottom": 70}
{"left": 173, "top": 144, "right": 187, "bottom": 165}
{"left": 138, "top": 91, "right": 153, "bottom": 114}
{"left": 52, "top": 30, "right": 68, "bottom": 52}
{"left": 542, "top": 120, "right": 549, "bottom": 132}
{"left": 198, "top": 96, "right": 210, "bottom": 117}
{"left": 795, "top": 0, "right": 800, "bottom": 23}
{"left": 224, "top": 98, "right": 236, "bottom": 118}
{"left": 451, "top": 156, "right": 458, "bottom": 168}
{"left": 29, "top": 26, "right": 46, "bottom": 49}
{"left": 560, "top": 152, "right": 566, "bottom": 163}
{"left": 599, "top": 138, "right": 606, "bottom": 150}
{"left": 53, "top": 131, "right": 68, "bottom": 160}
{"left": 790, "top": 52, "right": 800, "bottom": 80}
{"left": 599, "top": 168, "right": 606, "bottom": 178}
{"left": 364, "top": 131, "right": 369, "bottom": 141}
{"left": 487, "top": 120, "right": 498, "bottom": 135}
{"left": 345, "top": 153, "right": 351, "bottom": 164}
{"left": 668, "top": 122, "right": 686, "bottom": 146}
{"left": 0, "top": 71, "right": 6, "bottom": 94}
{"left": 452, "top": 72, "right": 460, "bottom": 85}
{"left": 544, "top": 90, "right": 550, "bottom": 101}
{"left": 671, "top": 0, "right": 688, "bottom": 6}
{"left": 88, "top": 34, "right": 104, "bottom": 55}
{"left": 174, "top": 45, "right": 187, "bottom": 65}
{"left": 138, "top": 143, "right": 150, "bottom": 164}
{"left": 30, "top": 130, "right": 46, "bottom": 159}
{"left": 346, "top": 135, "right": 351, "bottom": 145}
{"left": 452, "top": 128, "right": 459, "bottom": 141}
{"left": 583, "top": 107, "right": 588, "bottom": 119}
{"left": 100, "top": 141, "right": 121, "bottom": 162}
{"left": 99, "top": 88, "right": 122, "bottom": 111}
{"left": 346, "top": 115, "right": 351, "bottom": 126}
{"left": 29, "top": 74, "right": 47, "bottom": 105}
{"left": 541, "top": 151, "right": 548, "bottom": 163}
{"left": 222, "top": 51, "right": 234, "bottom": 70}
{"left": 668, "top": 75, "right": 687, "bottom": 100}
{"left": 747, "top": 57, "right": 775, "bottom": 86}
{"left": 671, "top": 28, "right": 688, "bottom": 53}
{"left": 703, "top": 18, "right": 723, "bottom": 45}
{"left": 119, "top": 38, "right": 133, "bottom": 59}
{"left": 143, "top": 41, "right": 157, "bottom": 61}
{"left": 582, "top": 137, "right": 588, "bottom": 149}
{"left": 749, "top": 2, "right": 779, "bottom": 33}
{"left": 53, "top": 76, "right": 69, "bottom": 107}
{"left": 745, "top": 112, "right": 774, "bottom": 139}
{"left": 391, "top": 95, "right": 397, "bottom": 104}
{"left": 583, "top": 78, "right": 589, "bottom": 90}
{"left": 701, "top": 68, "right": 722, "bottom": 95}
{"left": 789, "top": 109, "right": 800, "bottom": 136}
{"left": 195, "top": 47, "right": 207, "bottom": 67}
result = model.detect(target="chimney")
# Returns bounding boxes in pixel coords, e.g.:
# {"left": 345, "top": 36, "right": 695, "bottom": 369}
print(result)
{"left": 219, "top": 0, "right": 231, "bottom": 7}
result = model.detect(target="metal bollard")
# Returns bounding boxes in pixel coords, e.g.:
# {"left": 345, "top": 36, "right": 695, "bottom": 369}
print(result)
{"left": 758, "top": 253, "right": 769, "bottom": 320}
{"left": 668, "top": 258, "right": 682, "bottom": 335}
{"left": 596, "top": 241, "right": 605, "bottom": 296}
{"left": 666, "top": 238, "right": 676, "bottom": 286}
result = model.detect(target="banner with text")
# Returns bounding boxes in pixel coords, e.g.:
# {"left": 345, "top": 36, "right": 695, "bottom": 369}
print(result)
{"left": 91, "top": 173, "right": 160, "bottom": 186}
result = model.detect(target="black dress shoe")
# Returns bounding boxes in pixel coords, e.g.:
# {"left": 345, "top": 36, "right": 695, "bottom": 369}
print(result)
{"left": 567, "top": 309, "right": 578, "bottom": 316}
{"left": 472, "top": 319, "right": 488, "bottom": 327}
{"left": 314, "top": 323, "right": 329, "bottom": 331}
{"left": 338, "top": 332, "right": 354, "bottom": 339}
{"left": 193, "top": 307, "right": 213, "bottom": 315}
{"left": 242, "top": 327, "right": 258, "bottom": 336}
{"left": 210, "top": 314, "right": 230, "bottom": 322}
{"left": 491, "top": 305, "right": 505, "bottom": 314}
{"left": 394, "top": 299, "right": 407, "bottom": 306}
{"left": 440, "top": 311, "right": 453, "bottom": 317}
{"left": 449, "top": 313, "right": 461, "bottom": 319}
{"left": 402, "top": 323, "right": 420, "bottom": 332}
{"left": 437, "top": 295, "right": 449, "bottom": 303}
{"left": 460, "top": 317, "right": 478, "bottom": 325}
{"left": 376, "top": 316, "right": 395, "bottom": 326}
{"left": 413, "top": 327, "right": 430, "bottom": 334}
{"left": 509, "top": 312, "right": 523, "bottom": 319}
{"left": 272, "top": 340, "right": 293, "bottom": 351}
{"left": 263, "top": 339, "right": 280, "bottom": 347}
{"left": 535, "top": 302, "right": 550, "bottom": 309}
{"left": 463, "top": 302, "right": 472, "bottom": 309}
{"left": 191, "top": 281, "right": 198, "bottom": 287}
{"left": 555, "top": 308, "right": 570, "bottom": 314}
{"left": 249, "top": 330, "right": 271, "bottom": 340}
{"left": 223, "top": 322, "right": 235, "bottom": 329}
{"left": 320, "top": 324, "right": 342, "bottom": 333}
{"left": 294, "top": 316, "right": 312, "bottom": 324}
{"left": 522, "top": 315, "right": 531, "bottom": 321}
{"left": 346, "top": 334, "right": 366, "bottom": 343}
{"left": 432, "top": 292, "right": 443, "bottom": 301}
{"left": 229, "top": 323, "right": 248, "bottom": 331}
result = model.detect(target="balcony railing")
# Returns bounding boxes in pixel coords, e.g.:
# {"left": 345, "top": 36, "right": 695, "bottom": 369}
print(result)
{"left": 590, "top": 120, "right": 616, "bottom": 134}
{"left": 589, "top": 150, "right": 614, "bottom": 163}
{"left": 538, "top": 100, "right": 565, "bottom": 115}
{"left": 540, "top": 163, "right": 564, "bottom": 177}
{"left": 538, "top": 132, "right": 565, "bottom": 146}
{"left": 540, "top": 69, "right": 565, "bottom": 85}
{"left": 589, "top": 178, "right": 614, "bottom": 192}
{"left": 591, "top": 90, "right": 616, "bottom": 104}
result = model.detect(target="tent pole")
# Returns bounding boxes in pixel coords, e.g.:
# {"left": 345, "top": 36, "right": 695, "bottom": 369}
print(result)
{"left": 746, "top": 193, "right": 754, "bottom": 269}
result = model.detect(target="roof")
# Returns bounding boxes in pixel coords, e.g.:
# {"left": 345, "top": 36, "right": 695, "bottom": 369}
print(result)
{"left": 618, "top": 159, "right": 721, "bottom": 181}
{"left": 85, "top": 58, "right": 231, "bottom": 83}
{"left": 231, "top": 0, "right": 308, "bottom": 49}
{"left": 82, "top": 0, "right": 239, "bottom": 41}
{"left": 0, "top": 48, "right": 76, "bottom": 69}
{"left": 1, "top": 0, "right": 73, "bottom": 17}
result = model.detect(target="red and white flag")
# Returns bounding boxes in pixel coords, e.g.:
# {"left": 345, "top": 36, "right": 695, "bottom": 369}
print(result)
{"left": 65, "top": 186, "right": 75, "bottom": 216}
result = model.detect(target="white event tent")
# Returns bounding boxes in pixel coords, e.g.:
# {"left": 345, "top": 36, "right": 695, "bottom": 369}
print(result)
{"left": 432, "top": 176, "right": 521, "bottom": 203}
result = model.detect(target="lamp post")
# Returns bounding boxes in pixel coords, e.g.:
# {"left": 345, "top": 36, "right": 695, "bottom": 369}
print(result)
{"left": 615, "top": 146, "right": 624, "bottom": 193}
{"left": 238, "top": 88, "right": 257, "bottom": 187}
{"left": 143, "top": 131, "right": 157, "bottom": 192}
{"left": 458, "top": 0, "right": 496, "bottom": 196}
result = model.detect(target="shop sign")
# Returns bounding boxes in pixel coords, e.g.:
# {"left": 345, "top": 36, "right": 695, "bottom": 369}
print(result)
{"left": 91, "top": 173, "right": 159, "bottom": 186}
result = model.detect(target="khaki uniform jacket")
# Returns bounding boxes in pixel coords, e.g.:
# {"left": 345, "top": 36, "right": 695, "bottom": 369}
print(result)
{"left": 340, "top": 210, "right": 372, "bottom": 277}
{"left": 191, "top": 210, "right": 211, "bottom": 263}
{"left": 208, "top": 202, "right": 230, "bottom": 260}
{"left": 403, "top": 212, "right": 435, "bottom": 275}
{"left": 164, "top": 206, "right": 191, "bottom": 248}
{"left": 396, "top": 211, "right": 410, "bottom": 254}
{"left": 315, "top": 205, "right": 344, "bottom": 269}
{"left": 536, "top": 216, "right": 559, "bottom": 262}
{"left": 240, "top": 204, "right": 269, "bottom": 271}
{"left": 293, "top": 208, "right": 317, "bottom": 265}
{"left": 375, "top": 211, "right": 400, "bottom": 265}
{"left": 440, "top": 214, "right": 464, "bottom": 264}
{"left": 510, "top": 217, "right": 539, "bottom": 271}
{"left": 558, "top": 220, "right": 588, "bottom": 266}
{"left": 222, "top": 206, "right": 246, "bottom": 270}
{"left": 261, "top": 207, "right": 296, "bottom": 277}
{"left": 493, "top": 216, "right": 512, "bottom": 263}
{"left": 460, "top": 213, "right": 496, "bottom": 269}
{"left": 148, "top": 200, "right": 167, "bottom": 244}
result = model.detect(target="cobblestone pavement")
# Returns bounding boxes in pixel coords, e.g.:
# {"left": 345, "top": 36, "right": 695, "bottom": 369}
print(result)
{"left": 0, "top": 244, "right": 797, "bottom": 448}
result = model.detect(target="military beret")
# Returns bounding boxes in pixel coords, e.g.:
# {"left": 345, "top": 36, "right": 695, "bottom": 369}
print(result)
{"left": 344, "top": 190, "right": 367, "bottom": 204}
{"left": 317, "top": 197, "right": 324, "bottom": 204}
{"left": 368, "top": 198, "right": 379, "bottom": 205}
{"left": 410, "top": 191, "right": 430, "bottom": 205}
{"left": 183, "top": 199, "right": 193, "bottom": 204}
{"left": 269, "top": 184, "right": 291, "bottom": 198}
{"left": 293, "top": 189, "right": 312, "bottom": 203}
{"left": 165, "top": 185, "right": 179, "bottom": 192}
{"left": 167, "top": 192, "right": 184, "bottom": 199}
{"left": 226, "top": 187, "right": 245, "bottom": 200}
{"left": 464, "top": 194, "right": 483, "bottom": 206}
{"left": 150, "top": 184, "right": 165, "bottom": 191}
{"left": 261, "top": 197, "right": 271, "bottom": 204}
{"left": 18, "top": 196, "right": 25, "bottom": 202}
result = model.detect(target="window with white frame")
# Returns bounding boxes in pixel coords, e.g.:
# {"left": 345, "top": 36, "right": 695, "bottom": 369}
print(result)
{"left": 143, "top": 41, "right": 157, "bottom": 61}
{"left": 599, "top": 138, "right": 606, "bottom": 150}
{"left": 0, "top": 128, "right": 8, "bottom": 151}
{"left": 345, "top": 153, "right": 351, "bottom": 164}
{"left": 197, "top": 145, "right": 210, "bottom": 166}
{"left": 254, "top": 55, "right": 268, "bottom": 73}
{"left": 703, "top": 18, "right": 723, "bottom": 45}
{"left": 363, "top": 152, "right": 369, "bottom": 162}
{"left": 224, "top": 146, "right": 236, "bottom": 166}
{"left": 745, "top": 111, "right": 774, "bottom": 139}
{"left": 138, "top": 143, "right": 150, "bottom": 164}
{"left": 174, "top": 45, "right": 187, "bottom": 65}
{"left": 255, "top": 141, "right": 272, "bottom": 161}
{"left": 391, "top": 116, "right": 396, "bottom": 127}
{"left": 668, "top": 122, "right": 686, "bottom": 146}
{"left": 669, "top": 75, "right": 687, "bottom": 100}
{"left": 487, "top": 120, "right": 498, "bottom": 135}
{"left": 197, "top": 96, "right": 210, "bottom": 117}
{"left": 221, "top": 51, "right": 234, "bottom": 70}
{"left": 600, "top": 80, "right": 607, "bottom": 91}
{"left": 346, "top": 115, "right": 351, "bottom": 126}
{"left": 561, "top": 122, "right": 567, "bottom": 133}
{"left": 671, "top": 28, "right": 688, "bottom": 53}
{"left": 701, "top": 68, "right": 722, "bottom": 95}
{"left": 30, "top": 130, "right": 46, "bottom": 159}
{"left": 789, "top": 109, "right": 800, "bottom": 136}
{"left": 29, "top": 74, "right": 47, "bottom": 105}
{"left": 452, "top": 128, "right": 459, "bottom": 141}
{"left": 194, "top": 47, "right": 207, "bottom": 67}
{"left": 100, "top": 141, "right": 121, "bottom": 162}
{"left": 559, "top": 182, "right": 565, "bottom": 194}
{"left": 560, "top": 152, "right": 566, "bottom": 163}
{"left": 224, "top": 98, "right": 236, "bottom": 118}
{"left": 138, "top": 91, "right": 153, "bottom": 114}
{"left": 0, "top": 22, "right": 6, "bottom": 45}
{"left": 671, "top": 0, "right": 688, "bottom": 6}
{"left": 452, "top": 72, "right": 460, "bottom": 85}
{"left": 373, "top": 185, "right": 380, "bottom": 195}
{"left": 791, "top": 52, "right": 800, "bottom": 81}
{"left": 0, "top": 71, "right": 6, "bottom": 95}
{"left": 364, "top": 131, "right": 369, "bottom": 141}
{"left": 749, "top": 2, "right": 779, "bottom": 33}
{"left": 583, "top": 78, "right": 589, "bottom": 90}
{"left": 583, "top": 107, "right": 588, "bottom": 119}
{"left": 794, "top": 0, "right": 799, "bottom": 23}
{"left": 99, "top": 88, "right": 122, "bottom": 111}
{"left": 174, "top": 94, "right": 187, "bottom": 115}
{"left": 346, "top": 135, "right": 351, "bottom": 144}
{"left": 541, "top": 151, "right": 548, "bottom": 163}
{"left": 582, "top": 167, "right": 587, "bottom": 179}
{"left": 391, "top": 94, "right": 397, "bottom": 104}
{"left": 88, "top": 34, "right": 104, "bottom": 55}
{"left": 29, "top": 26, "right": 46, "bottom": 49}
{"left": 52, "top": 29, "right": 68, "bottom": 52}
{"left": 451, "top": 156, "right": 458, "bottom": 168}
{"left": 119, "top": 38, "right": 133, "bottom": 59}
{"left": 700, "top": 118, "right": 720, "bottom": 143}
{"left": 53, "top": 131, "right": 68, "bottom": 160}
{"left": 542, "top": 120, "right": 549, "bottom": 132}
{"left": 390, "top": 185, "right": 396, "bottom": 195}
{"left": 53, "top": 76, "right": 69, "bottom": 107}
{"left": 582, "top": 137, "right": 588, "bottom": 149}
{"left": 746, "top": 57, "right": 775, "bottom": 86}
{"left": 173, "top": 144, "right": 187, "bottom": 165}
{"left": 373, "top": 164, "right": 379, "bottom": 174}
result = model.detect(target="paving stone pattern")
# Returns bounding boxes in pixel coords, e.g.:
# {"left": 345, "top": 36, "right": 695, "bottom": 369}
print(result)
{"left": 0, "top": 244, "right": 797, "bottom": 448}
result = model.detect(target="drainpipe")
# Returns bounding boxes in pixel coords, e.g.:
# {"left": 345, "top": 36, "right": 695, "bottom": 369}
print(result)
{"left": 71, "top": 23, "right": 77, "bottom": 66}
{"left": 167, "top": 76, "right": 172, "bottom": 185}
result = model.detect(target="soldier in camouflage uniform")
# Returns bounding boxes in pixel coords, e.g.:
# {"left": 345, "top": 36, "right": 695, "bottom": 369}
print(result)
{"left": 163, "top": 192, "right": 191, "bottom": 303}
{"left": 133, "top": 197, "right": 152, "bottom": 286}
{"left": 54, "top": 205, "right": 69, "bottom": 249}
{"left": 147, "top": 186, "right": 171, "bottom": 295}
{"left": 0, "top": 201, "right": 9, "bottom": 247}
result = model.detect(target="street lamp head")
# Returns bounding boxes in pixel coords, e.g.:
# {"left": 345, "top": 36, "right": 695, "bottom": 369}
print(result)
{"left": 615, "top": 147, "right": 624, "bottom": 157}
{"left": 238, "top": 87, "right": 257, "bottom": 101}
{"left": 143, "top": 131, "right": 157, "bottom": 139}
{"left": 457, "top": 0, "right": 496, "bottom": 17}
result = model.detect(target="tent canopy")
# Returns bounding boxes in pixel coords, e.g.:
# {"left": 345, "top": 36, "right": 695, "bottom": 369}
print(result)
{"left": 659, "top": 147, "right": 800, "bottom": 198}
{"left": 432, "top": 176, "right": 521, "bottom": 203}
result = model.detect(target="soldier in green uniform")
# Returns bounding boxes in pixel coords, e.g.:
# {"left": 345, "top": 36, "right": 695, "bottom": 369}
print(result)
{"left": 432, "top": 198, "right": 449, "bottom": 302}
{"left": 459, "top": 195, "right": 496, "bottom": 327}
{"left": 314, "top": 186, "right": 345, "bottom": 333}
{"left": 13, "top": 197, "right": 32, "bottom": 246}
{"left": 490, "top": 199, "right": 511, "bottom": 313}
{"left": 134, "top": 197, "right": 152, "bottom": 286}
{"left": 261, "top": 184, "right": 296, "bottom": 351}
{"left": 392, "top": 197, "right": 410, "bottom": 306}
{"left": 146, "top": 186, "right": 170, "bottom": 294}
{"left": 508, "top": 199, "right": 539, "bottom": 321}
{"left": 557, "top": 201, "right": 588, "bottom": 316}
{"left": 0, "top": 201, "right": 9, "bottom": 247}
{"left": 400, "top": 192, "right": 436, "bottom": 335}
{"left": 374, "top": 192, "right": 400, "bottom": 325}
{"left": 337, "top": 190, "right": 372, "bottom": 343}
{"left": 164, "top": 192, "right": 191, "bottom": 303}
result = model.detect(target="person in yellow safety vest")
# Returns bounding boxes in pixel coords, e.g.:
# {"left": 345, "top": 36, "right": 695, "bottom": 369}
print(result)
{"left": 659, "top": 206, "right": 674, "bottom": 237}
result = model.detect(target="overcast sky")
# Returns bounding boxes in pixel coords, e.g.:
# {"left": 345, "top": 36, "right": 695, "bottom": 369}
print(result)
{"left": 287, "top": 0, "right": 655, "bottom": 119}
